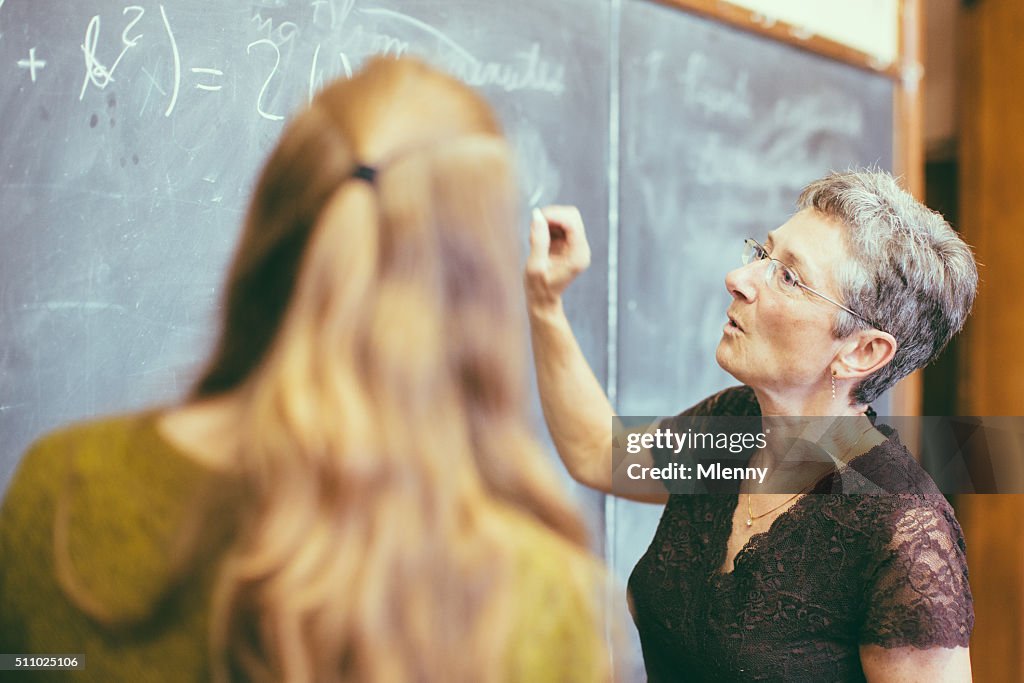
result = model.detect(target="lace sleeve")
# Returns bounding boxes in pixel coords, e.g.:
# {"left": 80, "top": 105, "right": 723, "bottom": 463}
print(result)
{"left": 860, "top": 499, "right": 974, "bottom": 649}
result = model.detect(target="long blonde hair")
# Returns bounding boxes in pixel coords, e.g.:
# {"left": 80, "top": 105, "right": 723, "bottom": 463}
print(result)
{"left": 191, "top": 57, "right": 598, "bottom": 681}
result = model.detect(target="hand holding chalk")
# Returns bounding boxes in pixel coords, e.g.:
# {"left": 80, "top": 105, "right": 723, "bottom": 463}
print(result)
{"left": 524, "top": 205, "right": 592, "bottom": 310}
{"left": 534, "top": 207, "right": 566, "bottom": 242}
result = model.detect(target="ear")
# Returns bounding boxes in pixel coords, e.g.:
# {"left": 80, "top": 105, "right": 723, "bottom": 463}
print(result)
{"left": 832, "top": 329, "right": 898, "bottom": 380}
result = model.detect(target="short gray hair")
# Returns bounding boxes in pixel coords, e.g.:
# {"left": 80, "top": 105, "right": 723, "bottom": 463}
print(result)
{"left": 797, "top": 170, "right": 978, "bottom": 405}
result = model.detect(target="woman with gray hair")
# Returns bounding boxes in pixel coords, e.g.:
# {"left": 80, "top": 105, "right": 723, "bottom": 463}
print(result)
{"left": 525, "top": 170, "right": 976, "bottom": 681}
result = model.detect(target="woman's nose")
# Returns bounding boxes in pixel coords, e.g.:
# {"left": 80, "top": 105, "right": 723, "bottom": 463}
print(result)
{"left": 725, "top": 262, "right": 760, "bottom": 302}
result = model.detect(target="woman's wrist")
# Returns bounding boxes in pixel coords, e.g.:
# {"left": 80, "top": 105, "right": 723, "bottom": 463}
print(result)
{"left": 526, "top": 295, "right": 567, "bottom": 324}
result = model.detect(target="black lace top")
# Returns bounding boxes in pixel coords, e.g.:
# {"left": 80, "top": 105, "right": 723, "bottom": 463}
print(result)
{"left": 627, "top": 387, "right": 974, "bottom": 682}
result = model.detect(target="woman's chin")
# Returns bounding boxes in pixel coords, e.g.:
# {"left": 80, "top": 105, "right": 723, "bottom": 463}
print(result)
{"left": 716, "top": 343, "right": 758, "bottom": 390}
{"left": 715, "top": 341, "right": 741, "bottom": 377}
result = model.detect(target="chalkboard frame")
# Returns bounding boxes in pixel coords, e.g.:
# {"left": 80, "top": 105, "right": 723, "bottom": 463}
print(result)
{"left": 656, "top": 0, "right": 902, "bottom": 76}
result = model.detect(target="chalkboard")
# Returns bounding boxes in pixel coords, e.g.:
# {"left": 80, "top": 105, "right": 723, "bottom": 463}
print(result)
{"left": 0, "top": 0, "right": 611, "bottom": 493}
{"left": 616, "top": 2, "right": 893, "bottom": 415}
{"left": 607, "top": 3, "right": 893, "bottom": 679}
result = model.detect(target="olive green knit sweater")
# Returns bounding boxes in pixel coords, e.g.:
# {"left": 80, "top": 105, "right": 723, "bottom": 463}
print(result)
{"left": 0, "top": 414, "right": 609, "bottom": 682}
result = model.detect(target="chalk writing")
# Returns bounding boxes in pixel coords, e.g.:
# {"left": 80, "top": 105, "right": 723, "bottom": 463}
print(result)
{"left": 359, "top": 8, "right": 468, "bottom": 60}
{"left": 357, "top": 8, "right": 563, "bottom": 94}
{"left": 689, "top": 128, "right": 847, "bottom": 191}
{"left": 311, "top": 0, "right": 355, "bottom": 30}
{"left": 678, "top": 52, "right": 752, "bottom": 122}
{"left": 138, "top": 64, "right": 166, "bottom": 116}
{"left": 513, "top": 124, "right": 560, "bottom": 208}
{"left": 158, "top": 5, "right": 180, "bottom": 116}
{"left": 251, "top": 10, "right": 298, "bottom": 47}
{"left": 644, "top": 51, "right": 665, "bottom": 92}
{"left": 247, "top": 39, "right": 285, "bottom": 121}
{"left": 308, "top": 43, "right": 322, "bottom": 103}
{"left": 339, "top": 51, "right": 353, "bottom": 77}
{"left": 17, "top": 48, "right": 47, "bottom": 83}
{"left": 79, "top": 7, "right": 145, "bottom": 100}
{"left": 343, "top": 24, "right": 409, "bottom": 58}
{"left": 191, "top": 67, "right": 224, "bottom": 92}
{"left": 446, "top": 43, "right": 564, "bottom": 95}
{"left": 772, "top": 96, "right": 863, "bottom": 137}
{"left": 10, "top": 1, "right": 574, "bottom": 123}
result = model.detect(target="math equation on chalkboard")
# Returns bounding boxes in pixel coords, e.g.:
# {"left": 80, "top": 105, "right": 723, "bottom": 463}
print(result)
{"left": 1, "top": 0, "right": 570, "bottom": 125}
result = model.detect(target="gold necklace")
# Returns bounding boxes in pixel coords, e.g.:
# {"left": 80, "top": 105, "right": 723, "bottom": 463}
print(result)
{"left": 745, "top": 483, "right": 815, "bottom": 527}
{"left": 745, "top": 421, "right": 878, "bottom": 527}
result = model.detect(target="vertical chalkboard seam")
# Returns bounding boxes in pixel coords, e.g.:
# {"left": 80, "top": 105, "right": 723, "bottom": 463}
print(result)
{"left": 605, "top": 0, "right": 623, "bottom": 583}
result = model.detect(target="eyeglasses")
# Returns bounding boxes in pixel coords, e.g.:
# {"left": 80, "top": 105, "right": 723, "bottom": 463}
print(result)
{"left": 741, "top": 238, "right": 879, "bottom": 329}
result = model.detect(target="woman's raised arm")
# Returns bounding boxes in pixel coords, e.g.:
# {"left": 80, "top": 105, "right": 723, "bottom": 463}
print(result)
{"left": 525, "top": 206, "right": 666, "bottom": 503}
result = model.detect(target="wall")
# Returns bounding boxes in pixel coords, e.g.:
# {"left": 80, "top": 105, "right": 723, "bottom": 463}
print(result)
{"left": 957, "top": 0, "right": 1024, "bottom": 679}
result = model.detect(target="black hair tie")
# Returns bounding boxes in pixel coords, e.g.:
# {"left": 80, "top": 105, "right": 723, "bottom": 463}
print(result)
{"left": 351, "top": 164, "right": 377, "bottom": 184}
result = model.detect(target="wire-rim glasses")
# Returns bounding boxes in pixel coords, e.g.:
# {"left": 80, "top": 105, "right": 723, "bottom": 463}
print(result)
{"left": 741, "top": 238, "right": 881, "bottom": 330}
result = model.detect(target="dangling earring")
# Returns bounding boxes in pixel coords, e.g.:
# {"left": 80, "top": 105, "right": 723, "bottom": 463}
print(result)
{"left": 831, "top": 369, "right": 837, "bottom": 400}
